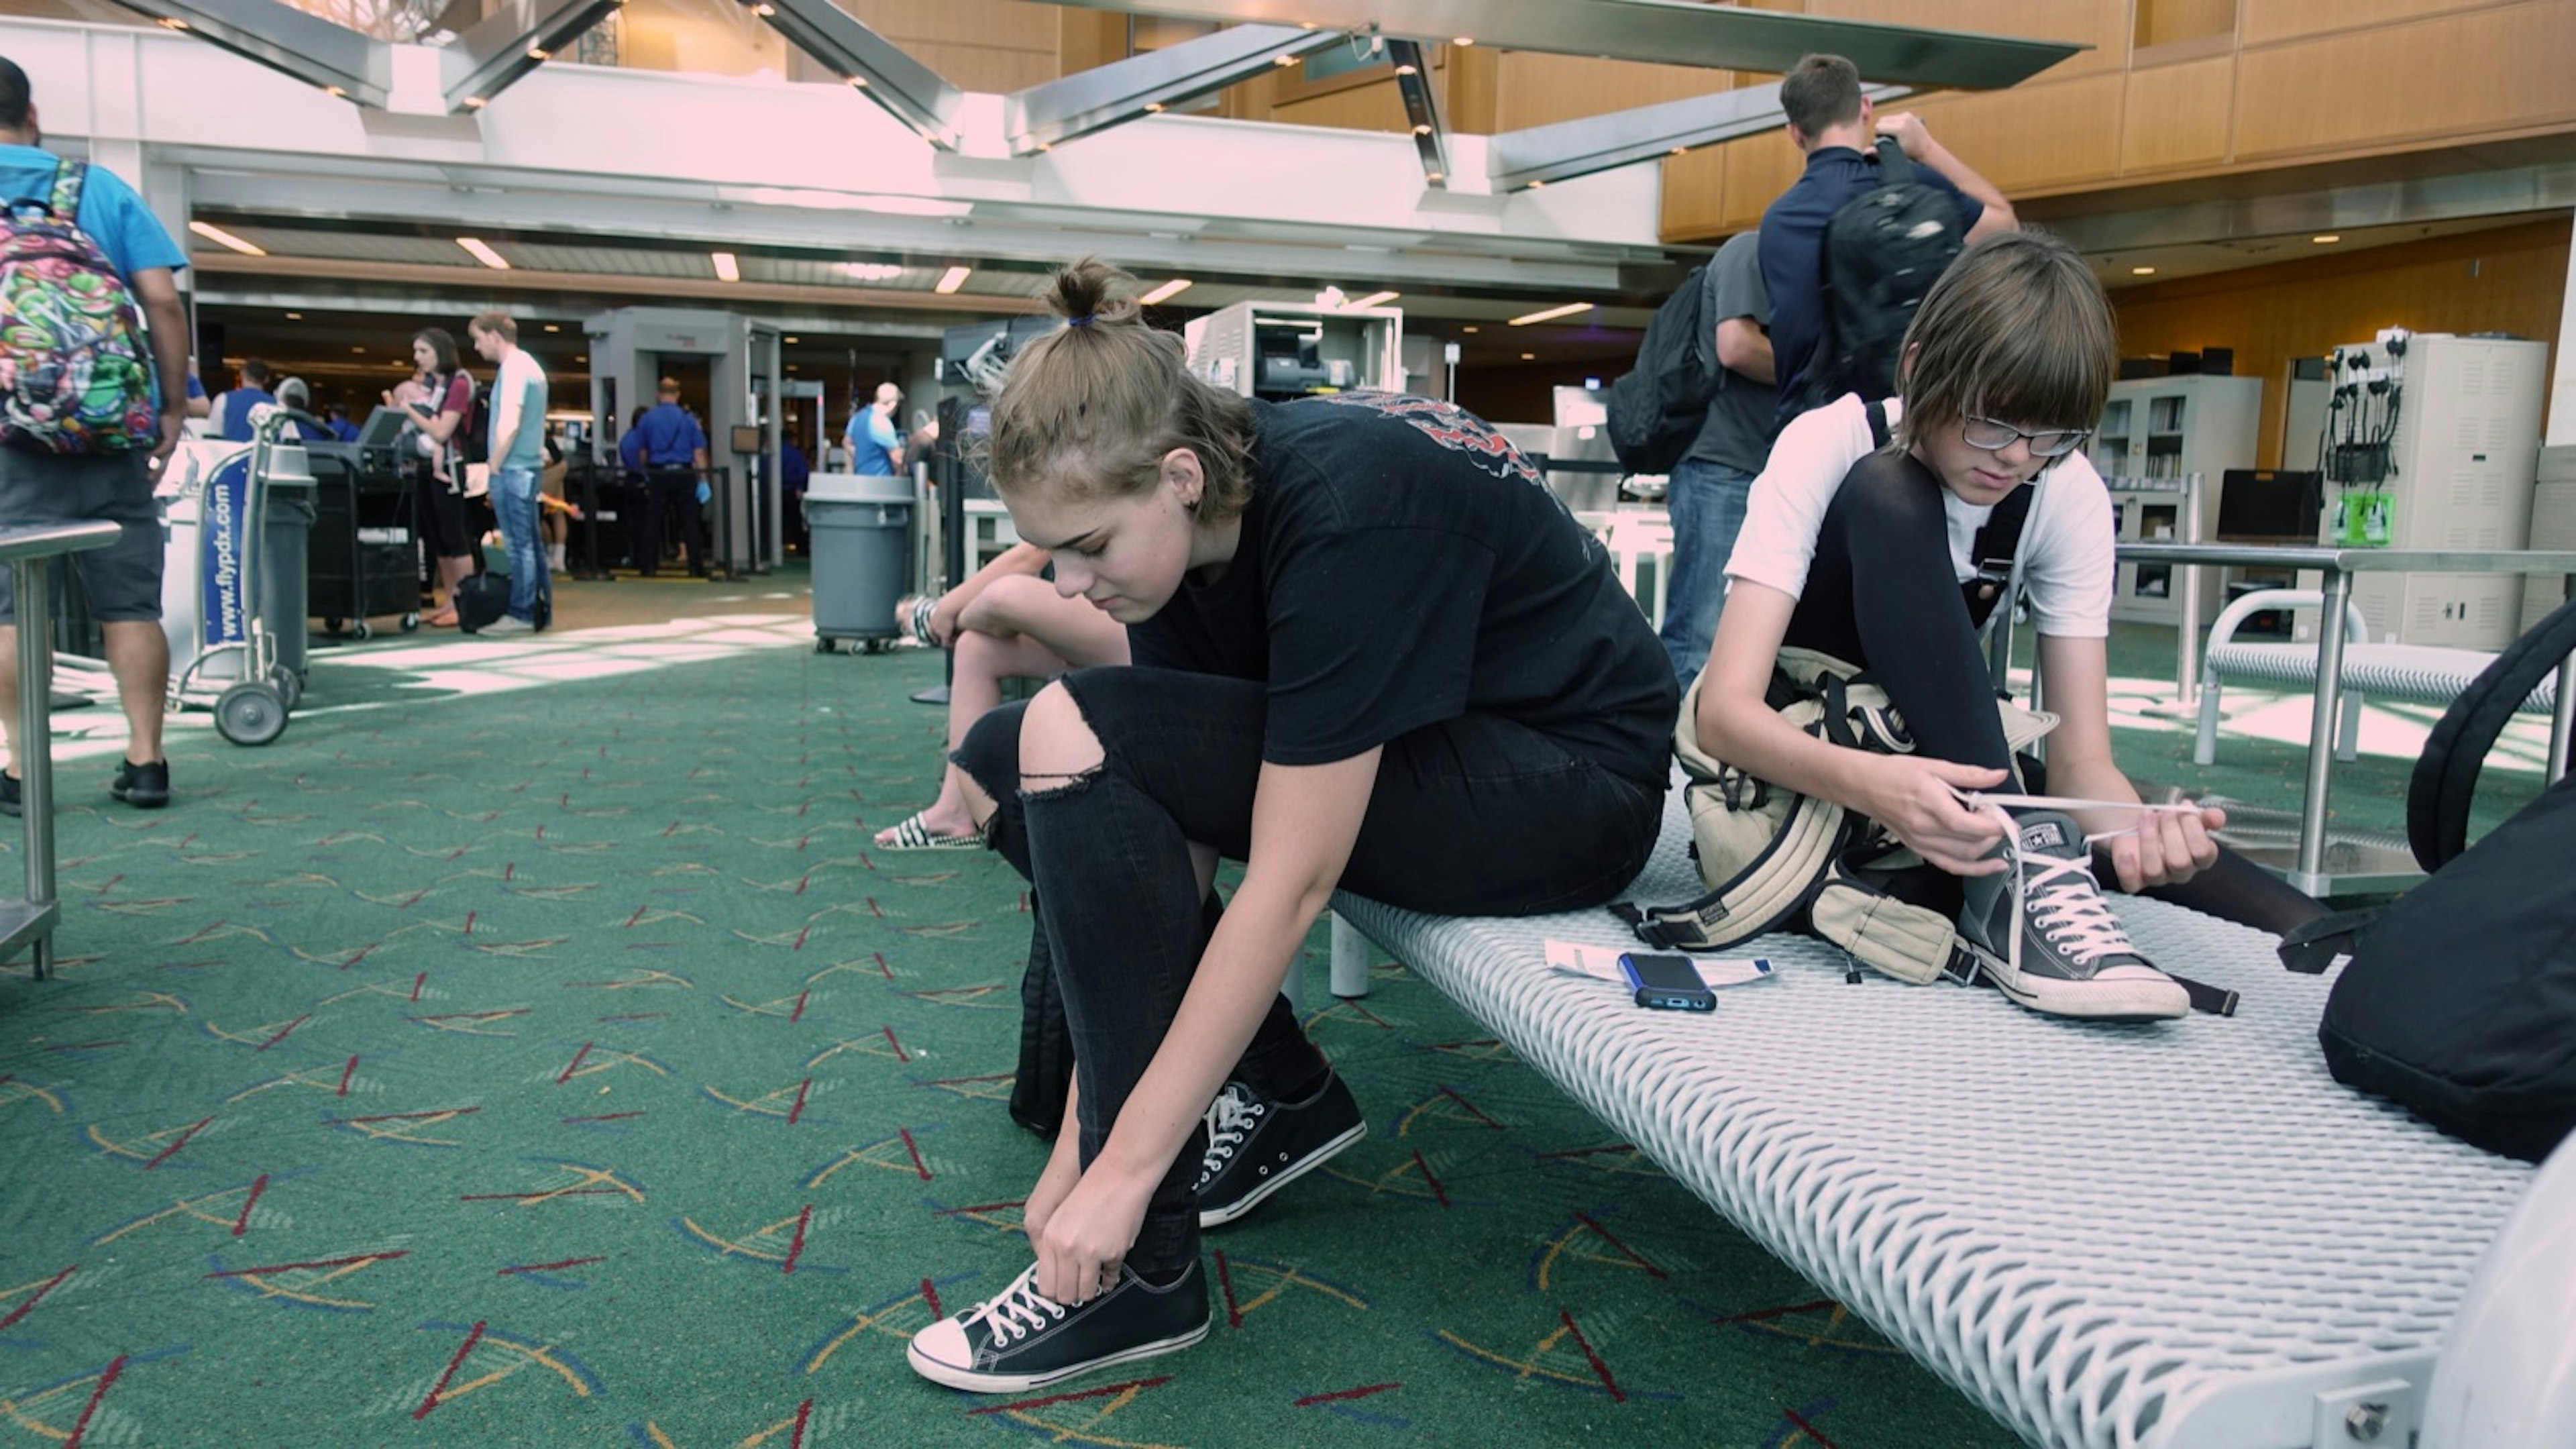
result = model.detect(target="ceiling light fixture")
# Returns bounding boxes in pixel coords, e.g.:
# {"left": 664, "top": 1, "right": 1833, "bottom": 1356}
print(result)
{"left": 2313, "top": 233, "right": 2342, "bottom": 244}
{"left": 1520, "top": 352, "right": 1536, "bottom": 360}
{"left": 839, "top": 262, "right": 904, "bottom": 281}
{"left": 1349, "top": 290, "right": 1399, "bottom": 309}
{"left": 1454, "top": 36, "right": 1474, "bottom": 46}
{"left": 712, "top": 252, "right": 741, "bottom": 282}
{"left": 784, "top": 336, "right": 798, "bottom": 344}
{"left": 525, "top": 46, "right": 547, "bottom": 59}
{"left": 1138, "top": 277, "right": 1193, "bottom": 306}
{"left": 1393, "top": 62, "right": 1417, "bottom": 75}
{"left": 462, "top": 96, "right": 488, "bottom": 109}
{"left": 1461, "top": 325, "right": 1479, "bottom": 333}
{"left": 455, "top": 236, "right": 510, "bottom": 269}
{"left": 2131, "top": 266, "right": 2157, "bottom": 276}
{"left": 1144, "top": 101, "right": 1165, "bottom": 113}
{"left": 544, "top": 323, "right": 561, "bottom": 331}
{"left": 284, "top": 311, "right": 302, "bottom": 319}
{"left": 934, "top": 265, "right": 972, "bottom": 294}
{"left": 1272, "top": 52, "right": 1299, "bottom": 66}
{"left": 1507, "top": 301, "right": 1593, "bottom": 327}
{"left": 189, "top": 221, "right": 267, "bottom": 257}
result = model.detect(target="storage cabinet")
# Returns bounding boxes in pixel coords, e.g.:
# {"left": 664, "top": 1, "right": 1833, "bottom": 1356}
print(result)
{"left": 2092, "top": 374, "right": 2262, "bottom": 627}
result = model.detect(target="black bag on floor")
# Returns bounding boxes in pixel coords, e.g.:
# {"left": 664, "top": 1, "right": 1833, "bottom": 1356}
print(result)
{"left": 2288, "top": 592, "right": 2576, "bottom": 1161}
{"left": 454, "top": 567, "right": 511, "bottom": 633}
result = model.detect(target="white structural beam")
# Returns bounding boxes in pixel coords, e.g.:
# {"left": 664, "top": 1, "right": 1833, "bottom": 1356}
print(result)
{"left": 1036, "top": 0, "right": 2083, "bottom": 89}
{"left": 105, "top": 0, "right": 386, "bottom": 105}
{"left": 1003, "top": 22, "right": 1346, "bottom": 155}
{"left": 1489, "top": 81, "right": 1909, "bottom": 193}
{"left": 757, "top": 0, "right": 969, "bottom": 150}
{"left": 436, "top": 0, "right": 627, "bottom": 114}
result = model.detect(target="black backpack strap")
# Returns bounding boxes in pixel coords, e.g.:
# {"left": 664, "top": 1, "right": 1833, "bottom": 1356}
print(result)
{"left": 1871, "top": 136, "right": 1913, "bottom": 187}
{"left": 2406, "top": 591, "right": 2576, "bottom": 870}
{"left": 2170, "top": 974, "right": 2240, "bottom": 1016}
{"left": 1864, "top": 399, "right": 1891, "bottom": 450}
{"left": 2275, "top": 907, "right": 2383, "bottom": 974}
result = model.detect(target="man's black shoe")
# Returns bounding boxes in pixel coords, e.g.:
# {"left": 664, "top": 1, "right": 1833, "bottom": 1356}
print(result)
{"left": 1194, "top": 1071, "right": 1366, "bottom": 1228}
{"left": 111, "top": 759, "right": 170, "bottom": 810}
{"left": 906, "top": 1260, "right": 1209, "bottom": 1392}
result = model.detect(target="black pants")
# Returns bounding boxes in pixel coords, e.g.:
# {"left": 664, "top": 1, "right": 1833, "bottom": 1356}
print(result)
{"left": 955, "top": 667, "right": 1666, "bottom": 1276}
{"left": 1787, "top": 451, "right": 2326, "bottom": 934}
{"left": 638, "top": 468, "right": 703, "bottom": 576}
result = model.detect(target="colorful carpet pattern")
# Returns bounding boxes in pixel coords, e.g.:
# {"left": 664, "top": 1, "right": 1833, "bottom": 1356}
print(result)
{"left": 0, "top": 619, "right": 2072, "bottom": 1446}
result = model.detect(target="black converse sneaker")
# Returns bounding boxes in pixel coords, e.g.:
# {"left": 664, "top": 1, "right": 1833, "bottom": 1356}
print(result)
{"left": 1957, "top": 810, "right": 2190, "bottom": 1022}
{"left": 1194, "top": 1073, "right": 1366, "bottom": 1228}
{"left": 905, "top": 1259, "right": 1210, "bottom": 1393}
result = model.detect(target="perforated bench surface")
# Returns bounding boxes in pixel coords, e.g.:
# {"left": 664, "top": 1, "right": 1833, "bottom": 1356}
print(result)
{"left": 1331, "top": 790, "right": 2532, "bottom": 1449}
{"left": 2202, "top": 641, "right": 2555, "bottom": 712}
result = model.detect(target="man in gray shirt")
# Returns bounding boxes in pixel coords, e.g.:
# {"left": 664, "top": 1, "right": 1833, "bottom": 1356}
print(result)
{"left": 1661, "top": 229, "right": 1775, "bottom": 687}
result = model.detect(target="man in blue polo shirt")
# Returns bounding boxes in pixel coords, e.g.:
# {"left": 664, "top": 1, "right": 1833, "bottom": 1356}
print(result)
{"left": 1759, "top": 53, "right": 2016, "bottom": 435}
{"left": 0, "top": 55, "right": 192, "bottom": 815}
{"left": 620, "top": 376, "right": 709, "bottom": 578}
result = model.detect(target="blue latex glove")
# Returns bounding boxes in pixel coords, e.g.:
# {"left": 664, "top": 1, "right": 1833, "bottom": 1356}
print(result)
{"left": 696, "top": 480, "right": 711, "bottom": 504}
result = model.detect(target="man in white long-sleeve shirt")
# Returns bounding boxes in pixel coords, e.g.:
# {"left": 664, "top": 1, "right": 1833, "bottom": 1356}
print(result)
{"left": 470, "top": 311, "right": 550, "bottom": 634}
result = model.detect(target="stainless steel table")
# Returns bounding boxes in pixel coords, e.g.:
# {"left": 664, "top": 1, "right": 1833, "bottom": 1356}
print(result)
{"left": 3, "top": 520, "right": 123, "bottom": 980}
{"left": 2119, "top": 543, "right": 2576, "bottom": 895}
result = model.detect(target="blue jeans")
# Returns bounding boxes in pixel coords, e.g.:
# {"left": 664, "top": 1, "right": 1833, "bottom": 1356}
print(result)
{"left": 1660, "top": 458, "right": 1754, "bottom": 689}
{"left": 955, "top": 667, "right": 1666, "bottom": 1276}
{"left": 492, "top": 467, "right": 545, "bottom": 623}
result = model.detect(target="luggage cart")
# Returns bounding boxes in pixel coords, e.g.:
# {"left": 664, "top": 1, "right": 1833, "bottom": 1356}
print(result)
{"left": 164, "top": 414, "right": 303, "bottom": 746}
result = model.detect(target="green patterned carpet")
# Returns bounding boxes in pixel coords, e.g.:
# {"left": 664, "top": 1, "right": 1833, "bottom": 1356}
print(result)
{"left": 0, "top": 600, "right": 2015, "bottom": 1449}
{"left": 7, "top": 588, "right": 2548, "bottom": 1448}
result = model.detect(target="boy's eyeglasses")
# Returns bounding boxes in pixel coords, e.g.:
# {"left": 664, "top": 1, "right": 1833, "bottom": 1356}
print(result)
{"left": 1962, "top": 417, "right": 2090, "bottom": 458}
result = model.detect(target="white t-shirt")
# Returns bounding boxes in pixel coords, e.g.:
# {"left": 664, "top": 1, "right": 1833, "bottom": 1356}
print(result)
{"left": 1723, "top": 394, "right": 2115, "bottom": 639}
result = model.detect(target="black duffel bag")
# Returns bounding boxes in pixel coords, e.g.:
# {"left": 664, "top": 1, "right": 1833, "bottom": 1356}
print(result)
{"left": 2284, "top": 592, "right": 2576, "bottom": 1161}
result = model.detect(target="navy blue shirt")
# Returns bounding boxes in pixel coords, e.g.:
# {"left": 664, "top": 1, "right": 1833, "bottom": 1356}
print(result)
{"left": 780, "top": 439, "right": 810, "bottom": 492}
{"left": 1759, "top": 146, "right": 1978, "bottom": 431}
{"left": 627, "top": 400, "right": 707, "bottom": 468}
{"left": 216, "top": 387, "right": 275, "bottom": 442}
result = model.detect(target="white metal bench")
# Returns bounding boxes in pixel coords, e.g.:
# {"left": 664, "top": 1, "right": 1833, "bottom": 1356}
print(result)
{"left": 1323, "top": 784, "right": 2538, "bottom": 1448}
{"left": 2194, "top": 588, "right": 2556, "bottom": 767}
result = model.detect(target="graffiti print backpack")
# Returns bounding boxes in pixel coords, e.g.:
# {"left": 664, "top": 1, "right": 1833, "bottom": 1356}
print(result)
{"left": 0, "top": 160, "right": 158, "bottom": 454}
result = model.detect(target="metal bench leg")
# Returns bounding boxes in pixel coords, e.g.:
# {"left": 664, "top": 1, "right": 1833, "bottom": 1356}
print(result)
{"left": 2337, "top": 690, "right": 2363, "bottom": 763}
{"left": 2194, "top": 677, "right": 2222, "bottom": 767}
{"left": 1330, "top": 912, "right": 1371, "bottom": 999}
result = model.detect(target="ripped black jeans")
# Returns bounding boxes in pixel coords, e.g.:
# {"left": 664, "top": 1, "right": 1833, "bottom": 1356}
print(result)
{"left": 953, "top": 665, "right": 1666, "bottom": 1276}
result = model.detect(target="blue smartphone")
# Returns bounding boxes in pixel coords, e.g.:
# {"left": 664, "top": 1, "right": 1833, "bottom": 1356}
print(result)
{"left": 1619, "top": 952, "right": 1716, "bottom": 1013}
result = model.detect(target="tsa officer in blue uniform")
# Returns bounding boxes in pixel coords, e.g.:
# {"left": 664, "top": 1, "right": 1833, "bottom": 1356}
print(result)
{"left": 620, "top": 376, "right": 710, "bottom": 578}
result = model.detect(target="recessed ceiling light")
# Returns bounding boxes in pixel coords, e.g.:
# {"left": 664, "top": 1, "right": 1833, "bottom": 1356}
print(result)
{"left": 1413, "top": 123, "right": 1432, "bottom": 136}
{"left": 1394, "top": 62, "right": 1417, "bottom": 76}
{"left": 1139, "top": 278, "right": 1193, "bottom": 306}
{"left": 1272, "top": 52, "right": 1298, "bottom": 66}
{"left": 784, "top": 336, "right": 798, "bottom": 344}
{"left": 462, "top": 96, "right": 487, "bottom": 109}
{"left": 284, "top": 311, "right": 302, "bottom": 319}
{"left": 934, "top": 265, "right": 972, "bottom": 294}
{"left": 1144, "top": 102, "right": 1165, "bottom": 113}
{"left": 2313, "top": 234, "right": 2341, "bottom": 244}
{"left": 1461, "top": 325, "right": 1479, "bottom": 333}
{"left": 1425, "top": 172, "right": 1444, "bottom": 183}
{"left": 189, "top": 221, "right": 266, "bottom": 257}
{"left": 1507, "top": 302, "right": 1593, "bottom": 327}
{"left": 525, "top": 46, "right": 547, "bottom": 59}
{"left": 351, "top": 345, "right": 365, "bottom": 354}
{"left": 2132, "top": 266, "right": 2157, "bottom": 276}
{"left": 1454, "top": 36, "right": 1474, "bottom": 46}
{"left": 1520, "top": 352, "right": 1536, "bottom": 360}
{"left": 456, "top": 237, "right": 509, "bottom": 270}
{"left": 1526, "top": 180, "right": 1546, "bottom": 189}
{"left": 839, "top": 262, "right": 904, "bottom": 282}
{"left": 712, "top": 252, "right": 741, "bottom": 282}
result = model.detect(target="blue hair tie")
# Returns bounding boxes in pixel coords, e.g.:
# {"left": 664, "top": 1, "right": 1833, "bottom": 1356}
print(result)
{"left": 1067, "top": 314, "right": 1095, "bottom": 328}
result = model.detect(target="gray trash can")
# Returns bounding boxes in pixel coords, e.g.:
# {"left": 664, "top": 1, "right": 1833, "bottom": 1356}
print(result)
{"left": 804, "top": 474, "right": 913, "bottom": 650}
{"left": 264, "top": 476, "right": 314, "bottom": 682}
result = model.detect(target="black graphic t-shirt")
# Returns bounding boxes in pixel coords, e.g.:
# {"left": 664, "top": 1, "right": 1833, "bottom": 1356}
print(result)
{"left": 1127, "top": 393, "right": 1678, "bottom": 786}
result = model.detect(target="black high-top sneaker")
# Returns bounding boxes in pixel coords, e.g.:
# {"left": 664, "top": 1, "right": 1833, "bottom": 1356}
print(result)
{"left": 1193, "top": 1073, "right": 1366, "bottom": 1228}
{"left": 906, "top": 1259, "right": 1210, "bottom": 1393}
{"left": 1957, "top": 810, "right": 2190, "bottom": 1022}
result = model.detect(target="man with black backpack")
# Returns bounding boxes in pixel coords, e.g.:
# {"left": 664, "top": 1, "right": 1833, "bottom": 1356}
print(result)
{"left": 0, "top": 56, "right": 192, "bottom": 817}
{"left": 1660, "top": 230, "right": 1776, "bottom": 689}
{"left": 1760, "top": 54, "right": 2016, "bottom": 435}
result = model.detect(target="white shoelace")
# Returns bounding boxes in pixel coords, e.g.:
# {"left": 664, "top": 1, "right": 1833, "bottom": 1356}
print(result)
{"left": 964, "top": 1266, "right": 1067, "bottom": 1343}
{"left": 1197, "top": 1083, "right": 1261, "bottom": 1183}
{"left": 1957, "top": 793, "right": 2203, "bottom": 981}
